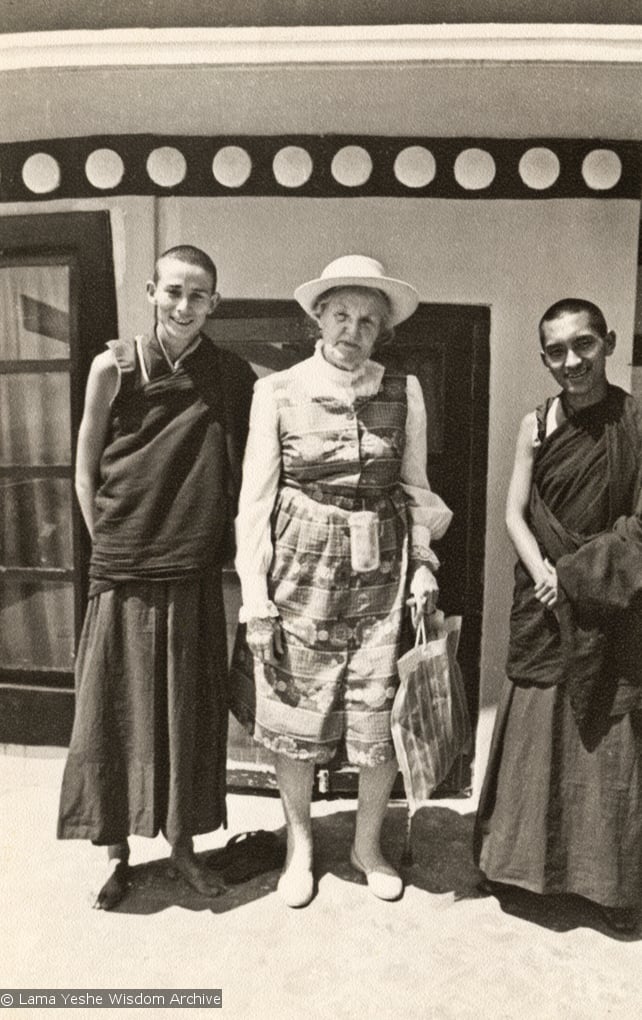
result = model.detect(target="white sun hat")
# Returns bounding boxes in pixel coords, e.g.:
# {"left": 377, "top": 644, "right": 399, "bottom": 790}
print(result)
{"left": 294, "top": 254, "right": 419, "bottom": 326}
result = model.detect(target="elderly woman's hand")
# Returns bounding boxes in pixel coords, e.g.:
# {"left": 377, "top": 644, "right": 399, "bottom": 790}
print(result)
{"left": 246, "top": 616, "right": 284, "bottom": 662}
{"left": 409, "top": 565, "right": 439, "bottom": 622}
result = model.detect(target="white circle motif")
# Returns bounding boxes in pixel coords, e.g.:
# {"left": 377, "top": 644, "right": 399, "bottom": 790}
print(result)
{"left": 394, "top": 146, "right": 436, "bottom": 188}
{"left": 22, "top": 153, "right": 60, "bottom": 194}
{"left": 518, "top": 147, "right": 560, "bottom": 190}
{"left": 146, "top": 147, "right": 187, "bottom": 188}
{"left": 212, "top": 146, "right": 252, "bottom": 188}
{"left": 331, "top": 146, "right": 373, "bottom": 187}
{"left": 453, "top": 148, "right": 496, "bottom": 190}
{"left": 272, "top": 146, "right": 313, "bottom": 188}
{"left": 581, "top": 149, "right": 622, "bottom": 191}
{"left": 85, "top": 149, "right": 125, "bottom": 190}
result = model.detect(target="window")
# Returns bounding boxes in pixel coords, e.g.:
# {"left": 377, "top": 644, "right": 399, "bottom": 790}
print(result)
{"left": 0, "top": 258, "right": 76, "bottom": 676}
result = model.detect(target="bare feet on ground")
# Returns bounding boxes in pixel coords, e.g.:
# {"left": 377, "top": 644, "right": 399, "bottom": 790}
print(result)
{"left": 93, "top": 859, "right": 130, "bottom": 911}
{"left": 170, "top": 846, "right": 226, "bottom": 897}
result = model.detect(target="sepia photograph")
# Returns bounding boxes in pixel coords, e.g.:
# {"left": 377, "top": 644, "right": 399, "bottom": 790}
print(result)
{"left": 1, "top": 3, "right": 641, "bottom": 1017}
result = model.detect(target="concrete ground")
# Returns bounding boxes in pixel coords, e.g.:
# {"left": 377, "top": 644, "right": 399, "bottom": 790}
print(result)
{"left": 1, "top": 745, "right": 641, "bottom": 1020}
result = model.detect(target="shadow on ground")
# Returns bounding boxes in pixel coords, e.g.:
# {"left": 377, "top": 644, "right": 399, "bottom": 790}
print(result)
{"left": 485, "top": 883, "right": 641, "bottom": 942}
{"left": 400, "top": 805, "right": 481, "bottom": 896}
{"left": 311, "top": 803, "right": 482, "bottom": 897}
{"left": 108, "top": 802, "right": 639, "bottom": 939}
{"left": 403, "top": 805, "right": 640, "bottom": 942}
{"left": 106, "top": 841, "right": 285, "bottom": 916}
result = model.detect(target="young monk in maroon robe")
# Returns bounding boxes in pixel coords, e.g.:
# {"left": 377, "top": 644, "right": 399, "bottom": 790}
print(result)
{"left": 475, "top": 298, "right": 642, "bottom": 934}
{"left": 57, "top": 246, "right": 255, "bottom": 909}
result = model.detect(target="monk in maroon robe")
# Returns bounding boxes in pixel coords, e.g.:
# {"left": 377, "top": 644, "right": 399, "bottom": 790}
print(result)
{"left": 58, "top": 246, "right": 255, "bottom": 910}
{"left": 475, "top": 298, "right": 642, "bottom": 934}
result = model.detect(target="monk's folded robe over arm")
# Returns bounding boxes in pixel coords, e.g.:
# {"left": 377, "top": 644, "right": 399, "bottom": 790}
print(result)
{"left": 507, "top": 386, "right": 642, "bottom": 739}
{"left": 556, "top": 486, "right": 642, "bottom": 728}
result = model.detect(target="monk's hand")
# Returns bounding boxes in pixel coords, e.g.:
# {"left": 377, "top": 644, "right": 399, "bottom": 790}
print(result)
{"left": 408, "top": 565, "right": 439, "bottom": 625}
{"left": 247, "top": 616, "right": 284, "bottom": 662}
{"left": 534, "top": 558, "right": 558, "bottom": 608}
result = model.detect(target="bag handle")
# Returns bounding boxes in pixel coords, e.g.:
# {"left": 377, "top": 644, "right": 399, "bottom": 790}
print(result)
{"left": 407, "top": 593, "right": 446, "bottom": 646}
{"left": 412, "top": 606, "right": 444, "bottom": 646}
{"left": 414, "top": 614, "right": 428, "bottom": 647}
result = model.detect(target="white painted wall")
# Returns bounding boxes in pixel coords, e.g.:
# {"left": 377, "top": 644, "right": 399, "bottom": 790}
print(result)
{"left": 157, "top": 195, "right": 640, "bottom": 712}
{"left": 0, "top": 197, "right": 155, "bottom": 334}
{"left": 2, "top": 63, "right": 642, "bottom": 140}
{"left": 1, "top": 30, "right": 640, "bottom": 791}
{"left": 2, "top": 192, "right": 638, "bottom": 784}
{"left": 69, "top": 192, "right": 634, "bottom": 720}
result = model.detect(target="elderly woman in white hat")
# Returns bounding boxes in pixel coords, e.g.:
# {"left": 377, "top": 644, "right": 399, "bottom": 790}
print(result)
{"left": 231, "top": 255, "right": 452, "bottom": 907}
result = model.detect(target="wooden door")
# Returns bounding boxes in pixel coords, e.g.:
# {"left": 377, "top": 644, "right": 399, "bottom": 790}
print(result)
{"left": 209, "top": 300, "right": 490, "bottom": 796}
{"left": 0, "top": 212, "right": 118, "bottom": 744}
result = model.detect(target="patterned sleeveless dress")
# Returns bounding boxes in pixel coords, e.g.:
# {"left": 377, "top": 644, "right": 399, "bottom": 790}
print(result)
{"left": 230, "top": 364, "right": 411, "bottom": 765}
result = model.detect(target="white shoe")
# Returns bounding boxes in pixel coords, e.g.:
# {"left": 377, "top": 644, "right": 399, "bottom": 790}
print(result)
{"left": 350, "top": 845, "right": 403, "bottom": 901}
{"left": 277, "top": 863, "right": 314, "bottom": 908}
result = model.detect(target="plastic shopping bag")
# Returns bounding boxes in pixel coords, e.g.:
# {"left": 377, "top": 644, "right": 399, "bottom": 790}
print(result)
{"left": 391, "top": 610, "right": 472, "bottom": 812}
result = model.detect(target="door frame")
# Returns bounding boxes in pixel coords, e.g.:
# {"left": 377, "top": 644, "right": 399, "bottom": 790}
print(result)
{"left": 0, "top": 211, "right": 118, "bottom": 744}
{"left": 211, "top": 298, "right": 490, "bottom": 797}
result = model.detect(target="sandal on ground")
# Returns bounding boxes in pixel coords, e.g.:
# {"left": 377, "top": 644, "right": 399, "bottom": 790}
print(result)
{"left": 94, "top": 860, "right": 130, "bottom": 911}
{"left": 350, "top": 845, "right": 403, "bottom": 902}
{"left": 207, "top": 830, "right": 286, "bottom": 885}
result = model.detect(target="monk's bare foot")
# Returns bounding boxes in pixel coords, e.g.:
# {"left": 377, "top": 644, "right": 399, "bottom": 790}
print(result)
{"left": 94, "top": 859, "right": 130, "bottom": 911}
{"left": 170, "top": 846, "right": 225, "bottom": 897}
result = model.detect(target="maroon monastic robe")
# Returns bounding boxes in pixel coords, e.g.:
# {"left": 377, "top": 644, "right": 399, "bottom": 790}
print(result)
{"left": 475, "top": 385, "right": 642, "bottom": 908}
{"left": 507, "top": 385, "right": 642, "bottom": 741}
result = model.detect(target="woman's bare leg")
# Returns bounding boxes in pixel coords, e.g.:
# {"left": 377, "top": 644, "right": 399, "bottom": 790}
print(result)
{"left": 354, "top": 759, "right": 398, "bottom": 870}
{"left": 274, "top": 755, "right": 315, "bottom": 906}
{"left": 352, "top": 759, "right": 402, "bottom": 899}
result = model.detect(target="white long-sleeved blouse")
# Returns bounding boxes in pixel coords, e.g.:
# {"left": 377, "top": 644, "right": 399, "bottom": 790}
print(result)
{"left": 235, "top": 343, "right": 453, "bottom": 617}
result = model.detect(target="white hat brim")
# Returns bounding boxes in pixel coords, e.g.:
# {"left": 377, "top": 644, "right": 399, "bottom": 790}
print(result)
{"left": 294, "top": 274, "right": 419, "bottom": 327}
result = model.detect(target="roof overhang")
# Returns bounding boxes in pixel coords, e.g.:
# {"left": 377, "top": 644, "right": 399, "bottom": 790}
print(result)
{"left": 2, "top": 24, "right": 642, "bottom": 71}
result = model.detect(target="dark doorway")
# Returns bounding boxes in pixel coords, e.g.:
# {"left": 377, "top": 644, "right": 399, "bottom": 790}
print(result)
{"left": 208, "top": 299, "right": 490, "bottom": 796}
{"left": 0, "top": 212, "right": 118, "bottom": 744}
